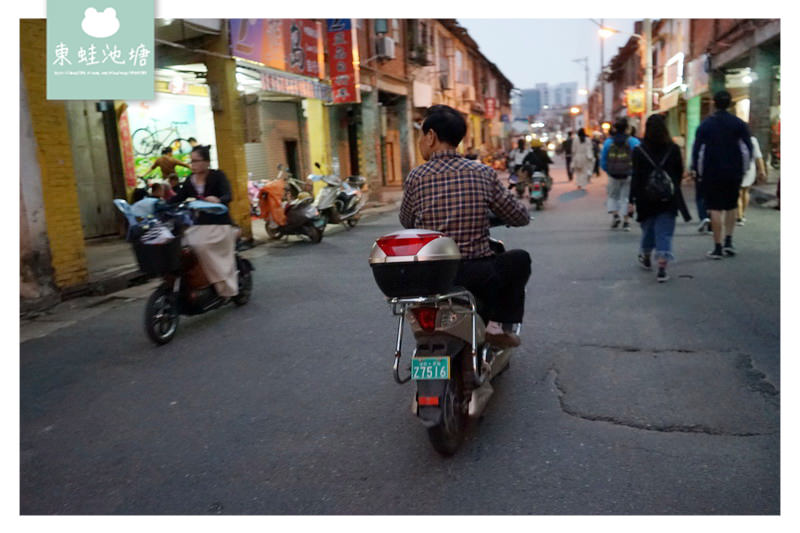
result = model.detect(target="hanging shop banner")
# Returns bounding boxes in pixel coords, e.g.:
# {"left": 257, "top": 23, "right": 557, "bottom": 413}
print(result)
{"left": 47, "top": 0, "right": 154, "bottom": 100}
{"left": 485, "top": 97, "right": 497, "bottom": 119}
{"left": 229, "top": 19, "right": 324, "bottom": 79}
{"left": 259, "top": 70, "right": 332, "bottom": 101}
{"left": 626, "top": 89, "right": 645, "bottom": 115}
{"left": 326, "top": 19, "right": 360, "bottom": 104}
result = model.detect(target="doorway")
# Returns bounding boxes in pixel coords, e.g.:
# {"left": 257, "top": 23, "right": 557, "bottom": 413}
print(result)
{"left": 65, "top": 101, "right": 118, "bottom": 239}
{"left": 284, "top": 140, "right": 300, "bottom": 179}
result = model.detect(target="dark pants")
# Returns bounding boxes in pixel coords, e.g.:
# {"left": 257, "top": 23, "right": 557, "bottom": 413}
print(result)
{"left": 565, "top": 157, "right": 573, "bottom": 181}
{"left": 695, "top": 178, "right": 708, "bottom": 220}
{"left": 454, "top": 249, "right": 531, "bottom": 324}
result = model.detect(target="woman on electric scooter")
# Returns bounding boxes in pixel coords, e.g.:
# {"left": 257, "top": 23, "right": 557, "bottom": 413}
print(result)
{"left": 169, "top": 145, "right": 239, "bottom": 297}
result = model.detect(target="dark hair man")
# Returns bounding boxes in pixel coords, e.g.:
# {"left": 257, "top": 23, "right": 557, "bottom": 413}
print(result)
{"left": 601, "top": 117, "right": 641, "bottom": 231}
{"left": 691, "top": 90, "right": 753, "bottom": 258}
{"left": 400, "top": 105, "right": 531, "bottom": 348}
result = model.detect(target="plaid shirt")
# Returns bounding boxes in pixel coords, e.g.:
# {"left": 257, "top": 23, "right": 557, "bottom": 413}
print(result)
{"left": 400, "top": 150, "right": 529, "bottom": 259}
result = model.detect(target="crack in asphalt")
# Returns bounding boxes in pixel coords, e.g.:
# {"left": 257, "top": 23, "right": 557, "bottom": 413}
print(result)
{"left": 562, "top": 344, "right": 780, "bottom": 401}
{"left": 546, "top": 368, "right": 776, "bottom": 438}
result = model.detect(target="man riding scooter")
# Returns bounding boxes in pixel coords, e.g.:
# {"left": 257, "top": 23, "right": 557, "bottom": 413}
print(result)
{"left": 400, "top": 105, "right": 532, "bottom": 348}
{"left": 522, "top": 139, "right": 553, "bottom": 201}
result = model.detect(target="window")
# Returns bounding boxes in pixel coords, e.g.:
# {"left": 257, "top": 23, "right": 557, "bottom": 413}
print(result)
{"left": 374, "top": 19, "right": 388, "bottom": 34}
{"left": 392, "top": 19, "right": 400, "bottom": 42}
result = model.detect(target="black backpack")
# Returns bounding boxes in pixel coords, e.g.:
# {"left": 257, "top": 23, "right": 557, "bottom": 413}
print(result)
{"left": 606, "top": 137, "right": 633, "bottom": 178}
{"left": 637, "top": 145, "right": 675, "bottom": 203}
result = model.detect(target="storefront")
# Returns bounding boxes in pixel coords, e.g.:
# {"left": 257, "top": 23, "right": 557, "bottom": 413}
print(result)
{"left": 123, "top": 77, "right": 219, "bottom": 185}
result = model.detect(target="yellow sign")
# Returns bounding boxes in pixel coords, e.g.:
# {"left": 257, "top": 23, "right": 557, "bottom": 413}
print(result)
{"left": 626, "top": 89, "right": 645, "bottom": 115}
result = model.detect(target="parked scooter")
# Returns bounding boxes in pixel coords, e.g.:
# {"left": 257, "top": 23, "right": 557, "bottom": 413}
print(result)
{"left": 258, "top": 164, "right": 326, "bottom": 243}
{"left": 310, "top": 162, "right": 368, "bottom": 229}
{"left": 369, "top": 228, "right": 521, "bottom": 456}
{"left": 113, "top": 198, "right": 254, "bottom": 345}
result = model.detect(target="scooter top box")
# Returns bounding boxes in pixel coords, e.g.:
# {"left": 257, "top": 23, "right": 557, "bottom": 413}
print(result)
{"left": 369, "top": 229, "right": 461, "bottom": 298}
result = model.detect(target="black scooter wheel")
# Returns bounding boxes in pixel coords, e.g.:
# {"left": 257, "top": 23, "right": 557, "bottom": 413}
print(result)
{"left": 233, "top": 260, "right": 253, "bottom": 306}
{"left": 144, "top": 288, "right": 179, "bottom": 345}
{"left": 265, "top": 221, "right": 282, "bottom": 240}
{"left": 303, "top": 224, "right": 323, "bottom": 244}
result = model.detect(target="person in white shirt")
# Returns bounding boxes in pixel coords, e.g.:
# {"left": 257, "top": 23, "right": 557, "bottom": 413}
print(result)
{"left": 507, "top": 138, "right": 530, "bottom": 172}
{"left": 738, "top": 136, "right": 767, "bottom": 226}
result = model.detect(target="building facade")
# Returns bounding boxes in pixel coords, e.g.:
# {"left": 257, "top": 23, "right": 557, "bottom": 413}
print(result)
{"left": 20, "top": 18, "right": 515, "bottom": 308}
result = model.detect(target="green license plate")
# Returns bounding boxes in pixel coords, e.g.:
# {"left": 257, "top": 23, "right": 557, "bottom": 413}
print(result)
{"left": 411, "top": 357, "right": 450, "bottom": 380}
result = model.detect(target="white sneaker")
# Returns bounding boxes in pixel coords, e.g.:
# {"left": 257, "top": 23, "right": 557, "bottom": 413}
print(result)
{"left": 697, "top": 218, "right": 710, "bottom": 233}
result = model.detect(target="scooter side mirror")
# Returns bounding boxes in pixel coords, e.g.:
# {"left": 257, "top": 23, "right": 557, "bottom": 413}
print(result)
{"left": 315, "top": 162, "right": 321, "bottom": 170}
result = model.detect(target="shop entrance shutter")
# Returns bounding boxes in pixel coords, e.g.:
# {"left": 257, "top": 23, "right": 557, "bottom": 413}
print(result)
{"left": 245, "top": 142, "right": 270, "bottom": 181}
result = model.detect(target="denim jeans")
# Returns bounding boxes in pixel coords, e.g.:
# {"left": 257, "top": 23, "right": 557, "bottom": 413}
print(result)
{"left": 606, "top": 176, "right": 631, "bottom": 214}
{"left": 640, "top": 211, "right": 676, "bottom": 262}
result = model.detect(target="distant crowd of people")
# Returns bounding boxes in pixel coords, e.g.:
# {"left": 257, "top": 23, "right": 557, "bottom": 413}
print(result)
{"left": 499, "top": 89, "right": 765, "bottom": 284}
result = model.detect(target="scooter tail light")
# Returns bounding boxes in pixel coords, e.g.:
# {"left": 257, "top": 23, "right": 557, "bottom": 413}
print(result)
{"left": 376, "top": 233, "right": 441, "bottom": 257}
{"left": 418, "top": 396, "right": 440, "bottom": 406}
{"left": 533, "top": 183, "right": 541, "bottom": 190}
{"left": 411, "top": 307, "right": 438, "bottom": 332}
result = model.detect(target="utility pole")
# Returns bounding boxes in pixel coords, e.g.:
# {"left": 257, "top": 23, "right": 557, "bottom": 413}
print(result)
{"left": 600, "top": 18, "right": 605, "bottom": 123}
{"left": 644, "top": 18, "right": 653, "bottom": 119}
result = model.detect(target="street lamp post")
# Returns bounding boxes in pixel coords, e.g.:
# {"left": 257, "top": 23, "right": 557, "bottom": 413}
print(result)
{"left": 593, "top": 20, "right": 653, "bottom": 123}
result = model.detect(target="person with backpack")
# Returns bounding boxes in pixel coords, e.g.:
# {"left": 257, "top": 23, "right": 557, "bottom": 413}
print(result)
{"left": 601, "top": 118, "right": 641, "bottom": 230}
{"left": 628, "top": 114, "right": 686, "bottom": 283}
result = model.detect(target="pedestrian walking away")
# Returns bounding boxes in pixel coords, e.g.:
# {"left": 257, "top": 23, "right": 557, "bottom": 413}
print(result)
{"left": 561, "top": 130, "right": 574, "bottom": 182}
{"left": 691, "top": 90, "right": 753, "bottom": 259}
{"left": 592, "top": 132, "right": 602, "bottom": 176}
{"left": 738, "top": 135, "right": 767, "bottom": 226}
{"left": 400, "top": 105, "right": 531, "bottom": 348}
{"left": 570, "top": 128, "right": 595, "bottom": 190}
{"left": 601, "top": 118, "right": 640, "bottom": 231}
{"left": 629, "top": 114, "right": 686, "bottom": 283}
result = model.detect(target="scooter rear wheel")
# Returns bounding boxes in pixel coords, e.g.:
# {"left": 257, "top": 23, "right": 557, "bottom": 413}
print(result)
{"left": 303, "top": 224, "right": 323, "bottom": 244}
{"left": 144, "top": 288, "right": 179, "bottom": 345}
{"left": 427, "top": 359, "right": 467, "bottom": 456}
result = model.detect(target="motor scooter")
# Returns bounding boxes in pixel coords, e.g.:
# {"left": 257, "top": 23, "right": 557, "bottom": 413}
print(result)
{"left": 310, "top": 162, "right": 368, "bottom": 228}
{"left": 529, "top": 170, "right": 549, "bottom": 210}
{"left": 258, "top": 164, "right": 326, "bottom": 243}
{"left": 113, "top": 199, "right": 254, "bottom": 345}
{"left": 369, "top": 228, "right": 521, "bottom": 456}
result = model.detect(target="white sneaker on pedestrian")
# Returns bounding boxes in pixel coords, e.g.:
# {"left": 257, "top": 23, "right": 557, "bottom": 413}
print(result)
{"left": 697, "top": 218, "right": 710, "bottom": 233}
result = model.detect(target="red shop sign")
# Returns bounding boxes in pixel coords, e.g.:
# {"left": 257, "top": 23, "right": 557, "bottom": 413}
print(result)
{"left": 326, "top": 19, "right": 360, "bottom": 104}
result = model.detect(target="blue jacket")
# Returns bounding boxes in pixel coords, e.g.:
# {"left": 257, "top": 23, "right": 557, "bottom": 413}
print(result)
{"left": 600, "top": 134, "right": 641, "bottom": 174}
{"left": 691, "top": 110, "right": 753, "bottom": 182}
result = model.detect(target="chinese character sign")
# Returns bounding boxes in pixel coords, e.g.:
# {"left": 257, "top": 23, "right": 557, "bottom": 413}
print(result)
{"left": 626, "top": 89, "right": 645, "bottom": 115}
{"left": 229, "top": 19, "right": 324, "bottom": 79}
{"left": 485, "top": 97, "right": 497, "bottom": 119}
{"left": 47, "top": 0, "right": 154, "bottom": 100}
{"left": 326, "top": 19, "right": 359, "bottom": 104}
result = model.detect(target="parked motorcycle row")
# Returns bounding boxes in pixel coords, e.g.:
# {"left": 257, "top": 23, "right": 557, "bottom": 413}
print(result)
{"left": 253, "top": 163, "right": 368, "bottom": 244}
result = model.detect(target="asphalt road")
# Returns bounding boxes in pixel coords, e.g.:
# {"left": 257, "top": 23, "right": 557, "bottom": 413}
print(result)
{"left": 20, "top": 162, "right": 780, "bottom": 514}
